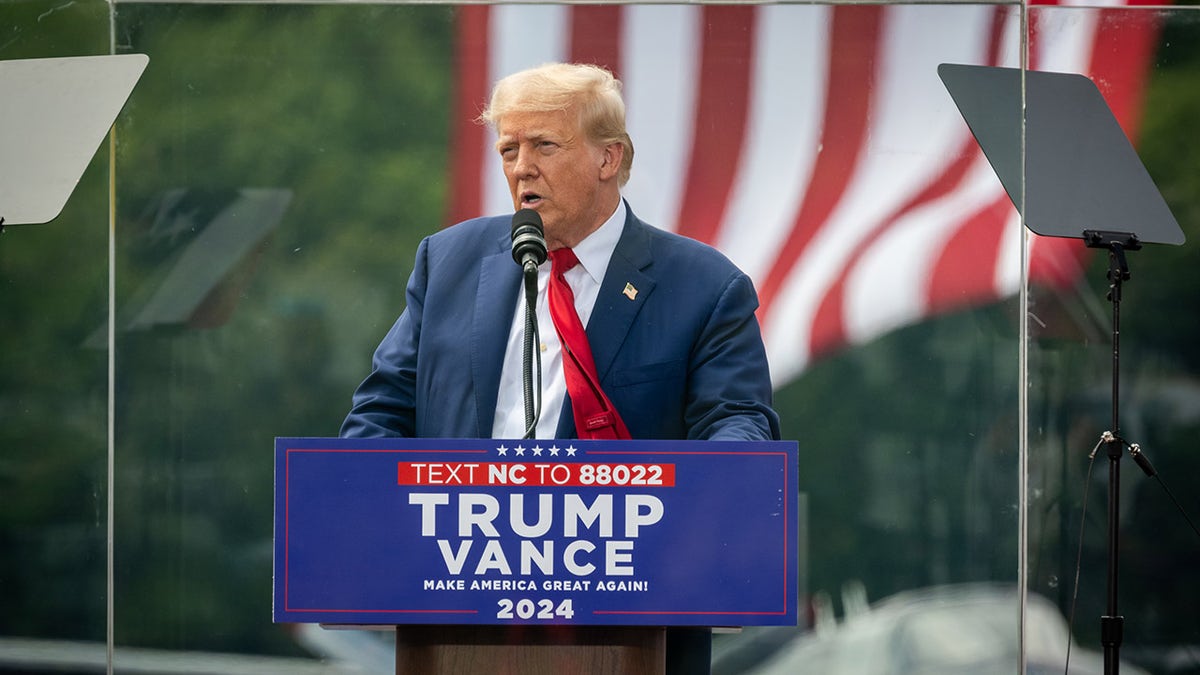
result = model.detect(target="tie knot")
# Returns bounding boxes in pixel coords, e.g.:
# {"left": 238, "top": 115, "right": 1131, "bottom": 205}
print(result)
{"left": 549, "top": 247, "right": 580, "bottom": 273}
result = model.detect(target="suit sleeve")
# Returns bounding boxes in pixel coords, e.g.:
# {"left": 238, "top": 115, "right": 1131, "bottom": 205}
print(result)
{"left": 685, "top": 271, "right": 781, "bottom": 442}
{"left": 338, "top": 238, "right": 429, "bottom": 438}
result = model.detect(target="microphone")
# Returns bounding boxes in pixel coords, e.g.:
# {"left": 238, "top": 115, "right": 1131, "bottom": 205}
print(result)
{"left": 511, "top": 209, "right": 547, "bottom": 271}
{"left": 510, "top": 209, "right": 546, "bottom": 438}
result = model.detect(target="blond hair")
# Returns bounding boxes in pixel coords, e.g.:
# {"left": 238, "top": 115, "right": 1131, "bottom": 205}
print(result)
{"left": 480, "top": 62, "right": 634, "bottom": 186}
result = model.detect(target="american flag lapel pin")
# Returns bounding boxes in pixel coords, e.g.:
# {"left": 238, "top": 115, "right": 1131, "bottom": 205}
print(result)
{"left": 623, "top": 282, "right": 638, "bottom": 300}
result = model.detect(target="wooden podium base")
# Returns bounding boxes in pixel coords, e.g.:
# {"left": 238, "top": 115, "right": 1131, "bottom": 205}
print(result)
{"left": 395, "top": 625, "right": 665, "bottom": 675}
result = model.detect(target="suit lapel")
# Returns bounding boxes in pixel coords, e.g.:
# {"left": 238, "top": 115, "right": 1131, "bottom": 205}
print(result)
{"left": 586, "top": 212, "right": 655, "bottom": 383}
{"left": 473, "top": 232, "right": 522, "bottom": 436}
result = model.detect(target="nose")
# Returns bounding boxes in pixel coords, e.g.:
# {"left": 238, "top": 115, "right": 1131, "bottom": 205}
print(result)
{"left": 512, "top": 145, "right": 537, "bottom": 179}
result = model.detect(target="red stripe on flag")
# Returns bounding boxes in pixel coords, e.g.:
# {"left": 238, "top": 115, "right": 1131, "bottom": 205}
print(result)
{"left": 1030, "top": 235, "right": 1091, "bottom": 289}
{"left": 926, "top": 196, "right": 1012, "bottom": 315}
{"left": 673, "top": 5, "right": 756, "bottom": 246}
{"left": 1085, "top": 9, "right": 1161, "bottom": 147}
{"left": 447, "top": 5, "right": 491, "bottom": 227}
{"left": 807, "top": 275, "right": 850, "bottom": 361}
{"left": 757, "top": 5, "right": 884, "bottom": 318}
{"left": 570, "top": 6, "right": 624, "bottom": 80}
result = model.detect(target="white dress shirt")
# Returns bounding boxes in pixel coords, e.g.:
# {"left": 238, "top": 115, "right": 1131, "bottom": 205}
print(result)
{"left": 492, "top": 200, "right": 627, "bottom": 439}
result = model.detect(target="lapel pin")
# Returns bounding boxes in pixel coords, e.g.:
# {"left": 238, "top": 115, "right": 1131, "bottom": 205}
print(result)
{"left": 623, "top": 282, "right": 638, "bottom": 300}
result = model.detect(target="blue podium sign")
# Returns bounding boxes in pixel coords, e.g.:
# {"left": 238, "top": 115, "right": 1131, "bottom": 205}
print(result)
{"left": 274, "top": 437, "right": 798, "bottom": 627}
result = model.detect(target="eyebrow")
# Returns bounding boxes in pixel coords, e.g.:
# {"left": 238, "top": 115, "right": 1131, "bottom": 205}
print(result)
{"left": 495, "top": 128, "right": 557, "bottom": 151}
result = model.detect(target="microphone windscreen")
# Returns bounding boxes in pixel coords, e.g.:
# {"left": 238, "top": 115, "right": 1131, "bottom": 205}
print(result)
{"left": 511, "top": 208, "right": 542, "bottom": 236}
{"left": 511, "top": 209, "right": 547, "bottom": 266}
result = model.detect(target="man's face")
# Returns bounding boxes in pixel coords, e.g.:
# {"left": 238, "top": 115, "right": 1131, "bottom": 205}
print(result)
{"left": 495, "top": 108, "right": 619, "bottom": 250}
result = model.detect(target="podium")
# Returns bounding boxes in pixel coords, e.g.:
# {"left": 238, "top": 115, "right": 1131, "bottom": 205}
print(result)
{"left": 395, "top": 625, "right": 663, "bottom": 674}
{"left": 273, "top": 437, "right": 799, "bottom": 674}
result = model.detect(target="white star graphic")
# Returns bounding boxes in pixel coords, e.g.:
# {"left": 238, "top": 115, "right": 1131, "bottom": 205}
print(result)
{"left": 496, "top": 445, "right": 508, "bottom": 456}
{"left": 532, "top": 445, "right": 543, "bottom": 456}
{"left": 548, "top": 445, "right": 560, "bottom": 456}
{"left": 565, "top": 445, "right": 578, "bottom": 457}
{"left": 515, "top": 445, "right": 526, "bottom": 456}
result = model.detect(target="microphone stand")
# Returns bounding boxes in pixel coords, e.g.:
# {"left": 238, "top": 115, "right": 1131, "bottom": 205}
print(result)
{"left": 520, "top": 260, "right": 542, "bottom": 439}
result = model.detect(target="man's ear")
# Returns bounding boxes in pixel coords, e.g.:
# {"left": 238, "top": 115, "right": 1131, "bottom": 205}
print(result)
{"left": 599, "top": 143, "right": 623, "bottom": 181}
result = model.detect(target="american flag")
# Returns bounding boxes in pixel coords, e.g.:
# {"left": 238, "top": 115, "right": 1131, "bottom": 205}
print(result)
{"left": 448, "top": 4, "right": 1159, "bottom": 387}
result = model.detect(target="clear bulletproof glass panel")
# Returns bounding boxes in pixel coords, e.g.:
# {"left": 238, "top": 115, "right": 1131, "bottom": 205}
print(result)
{"left": 107, "top": 3, "right": 1029, "bottom": 671}
{"left": 108, "top": 3, "right": 454, "bottom": 668}
{"left": 0, "top": 0, "right": 114, "bottom": 664}
{"left": 1026, "top": 7, "right": 1200, "bottom": 675}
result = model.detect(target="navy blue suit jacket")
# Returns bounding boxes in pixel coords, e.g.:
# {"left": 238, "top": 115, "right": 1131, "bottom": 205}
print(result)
{"left": 341, "top": 205, "right": 780, "bottom": 441}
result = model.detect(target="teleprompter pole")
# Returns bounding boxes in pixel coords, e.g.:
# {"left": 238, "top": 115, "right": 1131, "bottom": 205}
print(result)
{"left": 1085, "top": 230, "right": 1141, "bottom": 675}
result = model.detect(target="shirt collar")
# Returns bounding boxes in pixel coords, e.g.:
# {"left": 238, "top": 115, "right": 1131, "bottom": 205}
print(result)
{"left": 569, "top": 199, "right": 626, "bottom": 287}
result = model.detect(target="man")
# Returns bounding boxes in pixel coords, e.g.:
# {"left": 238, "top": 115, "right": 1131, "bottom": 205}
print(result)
{"left": 342, "top": 62, "right": 780, "bottom": 672}
{"left": 342, "top": 62, "right": 778, "bottom": 442}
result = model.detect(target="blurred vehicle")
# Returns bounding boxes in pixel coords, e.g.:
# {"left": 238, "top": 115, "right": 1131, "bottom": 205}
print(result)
{"left": 717, "top": 583, "right": 1148, "bottom": 675}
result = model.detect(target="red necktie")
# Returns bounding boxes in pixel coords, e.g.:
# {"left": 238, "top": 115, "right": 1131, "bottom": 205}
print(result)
{"left": 547, "top": 248, "right": 631, "bottom": 440}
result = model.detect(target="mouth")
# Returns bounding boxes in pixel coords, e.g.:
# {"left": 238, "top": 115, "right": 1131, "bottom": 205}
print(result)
{"left": 520, "top": 191, "right": 543, "bottom": 208}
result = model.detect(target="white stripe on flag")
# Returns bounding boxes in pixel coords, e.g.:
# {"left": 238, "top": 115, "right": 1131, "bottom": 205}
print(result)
{"left": 483, "top": 5, "right": 571, "bottom": 217}
{"left": 715, "top": 5, "right": 830, "bottom": 284}
{"left": 621, "top": 5, "right": 702, "bottom": 235}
